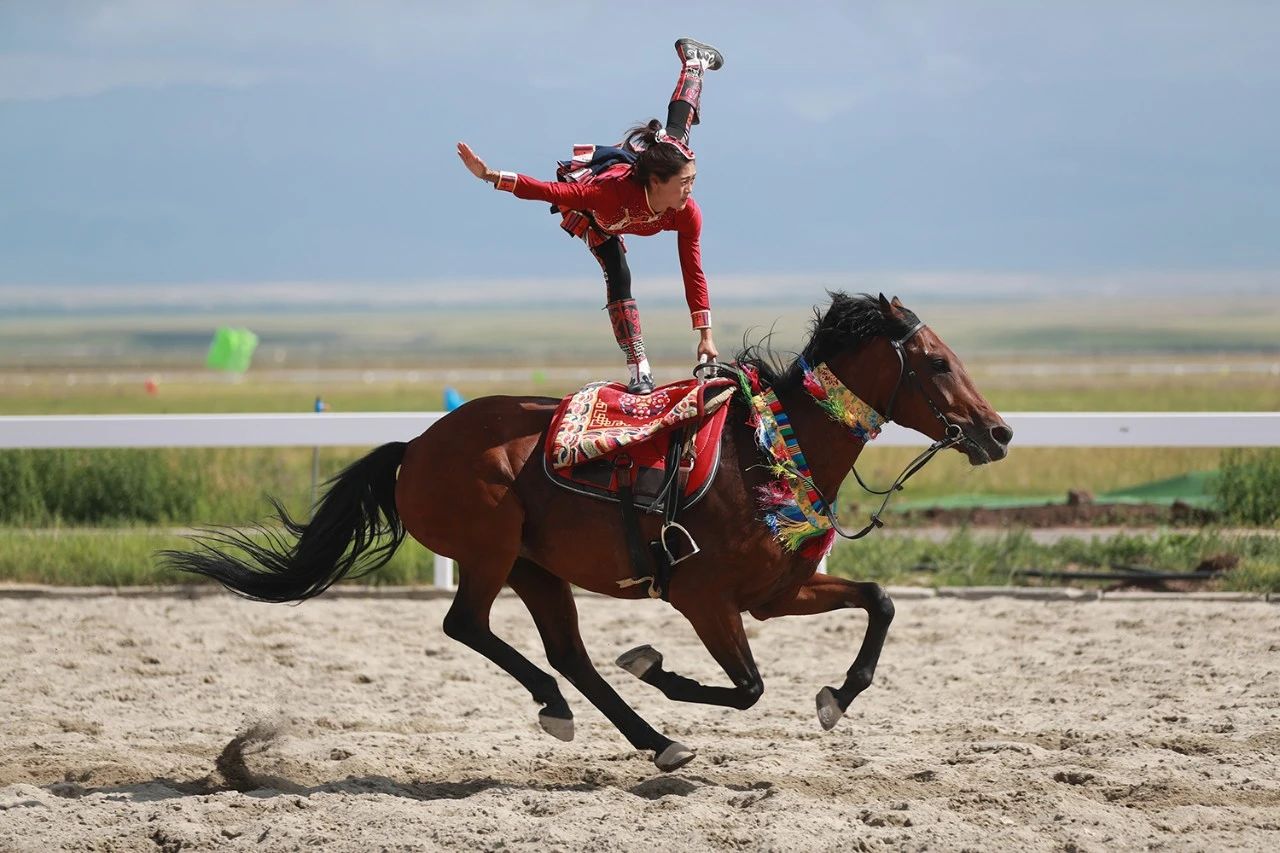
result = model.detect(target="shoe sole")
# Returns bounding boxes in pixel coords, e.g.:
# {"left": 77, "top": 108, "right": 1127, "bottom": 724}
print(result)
{"left": 675, "top": 38, "right": 724, "bottom": 71}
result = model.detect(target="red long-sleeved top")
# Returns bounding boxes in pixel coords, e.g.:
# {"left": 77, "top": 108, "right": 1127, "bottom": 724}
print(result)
{"left": 498, "top": 164, "right": 710, "bottom": 328}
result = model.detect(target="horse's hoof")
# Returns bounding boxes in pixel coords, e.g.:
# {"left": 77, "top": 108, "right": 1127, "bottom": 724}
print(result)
{"left": 816, "top": 686, "right": 845, "bottom": 731}
{"left": 654, "top": 742, "right": 696, "bottom": 772}
{"left": 616, "top": 645, "right": 663, "bottom": 679}
{"left": 538, "top": 710, "right": 575, "bottom": 742}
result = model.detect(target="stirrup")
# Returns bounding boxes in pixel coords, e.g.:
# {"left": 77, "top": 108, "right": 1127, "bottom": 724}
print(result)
{"left": 626, "top": 373, "right": 655, "bottom": 395}
{"left": 675, "top": 37, "right": 724, "bottom": 71}
{"left": 661, "top": 522, "right": 700, "bottom": 565}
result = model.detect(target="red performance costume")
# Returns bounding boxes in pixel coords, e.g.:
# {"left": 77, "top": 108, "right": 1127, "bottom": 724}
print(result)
{"left": 466, "top": 37, "right": 724, "bottom": 394}
{"left": 494, "top": 164, "right": 711, "bottom": 331}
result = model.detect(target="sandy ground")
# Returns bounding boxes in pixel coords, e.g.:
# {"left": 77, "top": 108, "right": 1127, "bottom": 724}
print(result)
{"left": 1, "top": 590, "right": 1278, "bottom": 852}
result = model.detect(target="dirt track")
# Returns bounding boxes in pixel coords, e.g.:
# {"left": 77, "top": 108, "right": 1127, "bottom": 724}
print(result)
{"left": 2, "top": 591, "right": 1278, "bottom": 852}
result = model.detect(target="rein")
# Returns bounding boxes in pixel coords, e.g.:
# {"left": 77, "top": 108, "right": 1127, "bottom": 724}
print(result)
{"left": 814, "top": 427, "right": 961, "bottom": 541}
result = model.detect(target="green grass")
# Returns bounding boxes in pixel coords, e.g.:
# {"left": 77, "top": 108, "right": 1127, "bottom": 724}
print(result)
{"left": 0, "top": 441, "right": 1252, "bottom": 529}
{"left": 826, "top": 528, "right": 1280, "bottom": 593}
{"left": 1214, "top": 449, "right": 1280, "bottom": 525}
{"left": 6, "top": 370, "right": 1277, "bottom": 415}
{"left": 976, "top": 374, "right": 1280, "bottom": 412}
{"left": 2, "top": 527, "right": 1275, "bottom": 592}
{"left": 0, "top": 379, "right": 524, "bottom": 416}
{"left": 0, "top": 448, "right": 203, "bottom": 524}
{"left": 0, "top": 527, "right": 440, "bottom": 587}
{"left": 0, "top": 446, "right": 367, "bottom": 526}
{"left": 845, "top": 446, "right": 1228, "bottom": 509}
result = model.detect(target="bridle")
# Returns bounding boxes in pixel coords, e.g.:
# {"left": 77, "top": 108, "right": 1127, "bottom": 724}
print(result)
{"left": 699, "top": 319, "right": 969, "bottom": 543}
{"left": 825, "top": 321, "right": 965, "bottom": 540}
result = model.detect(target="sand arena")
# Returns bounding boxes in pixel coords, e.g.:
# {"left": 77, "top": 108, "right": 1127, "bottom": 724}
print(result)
{"left": 1, "top": 590, "right": 1277, "bottom": 851}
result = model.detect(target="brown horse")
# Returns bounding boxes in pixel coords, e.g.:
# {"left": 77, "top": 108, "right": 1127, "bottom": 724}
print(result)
{"left": 164, "top": 292, "right": 1011, "bottom": 772}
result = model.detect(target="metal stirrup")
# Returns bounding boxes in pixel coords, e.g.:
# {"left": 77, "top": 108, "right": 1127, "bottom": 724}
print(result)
{"left": 661, "top": 522, "right": 701, "bottom": 565}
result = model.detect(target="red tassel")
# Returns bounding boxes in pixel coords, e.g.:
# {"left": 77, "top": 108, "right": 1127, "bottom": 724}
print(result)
{"left": 798, "top": 530, "right": 836, "bottom": 561}
{"left": 802, "top": 370, "right": 826, "bottom": 400}
{"left": 756, "top": 481, "right": 792, "bottom": 507}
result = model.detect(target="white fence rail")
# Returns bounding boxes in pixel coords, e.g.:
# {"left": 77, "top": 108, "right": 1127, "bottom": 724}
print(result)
{"left": 2, "top": 411, "right": 1276, "bottom": 591}
{"left": 1, "top": 411, "right": 1278, "bottom": 449}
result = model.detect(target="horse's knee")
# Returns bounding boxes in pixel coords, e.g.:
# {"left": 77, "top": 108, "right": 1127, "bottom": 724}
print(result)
{"left": 862, "top": 583, "right": 894, "bottom": 624}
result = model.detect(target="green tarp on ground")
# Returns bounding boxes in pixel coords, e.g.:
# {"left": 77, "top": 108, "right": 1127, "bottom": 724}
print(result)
{"left": 1098, "top": 470, "right": 1218, "bottom": 508}
{"left": 896, "top": 470, "right": 1219, "bottom": 511}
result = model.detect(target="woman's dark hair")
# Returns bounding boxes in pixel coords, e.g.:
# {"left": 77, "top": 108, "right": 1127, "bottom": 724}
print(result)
{"left": 621, "top": 119, "right": 694, "bottom": 186}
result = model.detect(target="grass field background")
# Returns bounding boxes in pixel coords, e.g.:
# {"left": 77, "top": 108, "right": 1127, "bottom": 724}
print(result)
{"left": 3, "top": 290, "right": 1278, "bottom": 588}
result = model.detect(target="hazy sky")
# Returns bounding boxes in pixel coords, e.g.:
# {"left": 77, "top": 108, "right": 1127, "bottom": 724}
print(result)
{"left": 3, "top": 1, "right": 1278, "bottom": 292}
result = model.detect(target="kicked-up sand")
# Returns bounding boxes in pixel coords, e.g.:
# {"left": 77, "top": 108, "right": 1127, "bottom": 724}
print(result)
{"left": 1, "top": 589, "right": 1277, "bottom": 852}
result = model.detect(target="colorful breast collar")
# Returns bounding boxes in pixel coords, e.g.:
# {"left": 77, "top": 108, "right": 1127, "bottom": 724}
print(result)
{"left": 739, "top": 360, "right": 885, "bottom": 560}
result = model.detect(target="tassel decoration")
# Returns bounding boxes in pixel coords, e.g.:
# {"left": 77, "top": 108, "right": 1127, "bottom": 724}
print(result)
{"left": 734, "top": 358, "right": 886, "bottom": 558}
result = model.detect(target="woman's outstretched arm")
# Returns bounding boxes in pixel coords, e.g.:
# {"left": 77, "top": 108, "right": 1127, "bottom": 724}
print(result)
{"left": 456, "top": 141, "right": 605, "bottom": 207}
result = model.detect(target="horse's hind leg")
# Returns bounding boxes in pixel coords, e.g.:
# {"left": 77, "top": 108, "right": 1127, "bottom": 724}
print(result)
{"left": 616, "top": 596, "right": 765, "bottom": 711}
{"left": 507, "top": 558, "right": 694, "bottom": 771}
{"left": 441, "top": 559, "right": 573, "bottom": 741}
{"left": 749, "top": 573, "right": 894, "bottom": 730}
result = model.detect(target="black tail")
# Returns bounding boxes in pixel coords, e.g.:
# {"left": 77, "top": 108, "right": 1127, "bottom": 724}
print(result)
{"left": 161, "top": 441, "right": 408, "bottom": 602}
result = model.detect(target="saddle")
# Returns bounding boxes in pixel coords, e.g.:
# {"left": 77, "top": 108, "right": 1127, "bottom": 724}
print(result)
{"left": 543, "top": 376, "right": 736, "bottom": 512}
{"left": 543, "top": 374, "right": 738, "bottom": 599}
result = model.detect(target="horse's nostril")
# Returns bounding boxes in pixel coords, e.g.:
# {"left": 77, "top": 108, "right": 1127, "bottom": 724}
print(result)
{"left": 991, "top": 424, "right": 1014, "bottom": 446}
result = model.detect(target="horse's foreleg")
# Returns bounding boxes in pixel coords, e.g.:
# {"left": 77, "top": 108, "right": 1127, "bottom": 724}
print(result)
{"left": 749, "top": 573, "right": 894, "bottom": 730}
{"left": 441, "top": 561, "right": 572, "bottom": 738}
{"left": 617, "top": 598, "right": 764, "bottom": 711}
{"left": 507, "top": 559, "right": 693, "bottom": 771}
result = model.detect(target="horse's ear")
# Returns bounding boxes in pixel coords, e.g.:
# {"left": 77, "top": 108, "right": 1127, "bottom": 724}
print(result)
{"left": 890, "top": 295, "right": 904, "bottom": 309}
{"left": 877, "top": 293, "right": 893, "bottom": 314}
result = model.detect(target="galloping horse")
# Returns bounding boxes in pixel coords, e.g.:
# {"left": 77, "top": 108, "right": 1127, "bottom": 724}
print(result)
{"left": 164, "top": 292, "right": 1011, "bottom": 772}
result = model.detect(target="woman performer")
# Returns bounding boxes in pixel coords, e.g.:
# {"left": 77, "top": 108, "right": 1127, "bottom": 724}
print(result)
{"left": 457, "top": 38, "right": 724, "bottom": 394}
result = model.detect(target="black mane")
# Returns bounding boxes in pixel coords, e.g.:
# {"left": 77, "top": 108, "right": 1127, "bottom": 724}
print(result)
{"left": 733, "top": 291, "right": 921, "bottom": 392}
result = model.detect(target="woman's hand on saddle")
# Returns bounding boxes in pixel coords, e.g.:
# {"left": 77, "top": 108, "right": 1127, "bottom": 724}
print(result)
{"left": 457, "top": 141, "right": 496, "bottom": 184}
{"left": 696, "top": 330, "right": 719, "bottom": 363}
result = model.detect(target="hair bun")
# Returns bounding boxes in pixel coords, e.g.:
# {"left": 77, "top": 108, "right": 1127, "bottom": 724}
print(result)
{"left": 621, "top": 118, "right": 666, "bottom": 154}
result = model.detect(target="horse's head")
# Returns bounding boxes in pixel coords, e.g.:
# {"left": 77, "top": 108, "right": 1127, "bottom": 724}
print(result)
{"left": 812, "top": 292, "right": 1012, "bottom": 465}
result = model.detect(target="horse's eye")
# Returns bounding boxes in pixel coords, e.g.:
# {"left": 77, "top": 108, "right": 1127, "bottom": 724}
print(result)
{"left": 929, "top": 356, "right": 950, "bottom": 373}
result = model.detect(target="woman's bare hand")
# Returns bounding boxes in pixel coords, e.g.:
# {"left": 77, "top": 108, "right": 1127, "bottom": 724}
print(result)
{"left": 696, "top": 330, "right": 719, "bottom": 363}
{"left": 456, "top": 142, "right": 494, "bottom": 183}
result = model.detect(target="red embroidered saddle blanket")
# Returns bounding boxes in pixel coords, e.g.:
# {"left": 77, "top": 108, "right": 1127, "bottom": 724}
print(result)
{"left": 543, "top": 376, "right": 738, "bottom": 511}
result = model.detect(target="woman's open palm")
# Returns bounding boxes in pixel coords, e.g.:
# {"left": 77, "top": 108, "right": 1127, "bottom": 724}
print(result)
{"left": 457, "top": 142, "right": 489, "bottom": 181}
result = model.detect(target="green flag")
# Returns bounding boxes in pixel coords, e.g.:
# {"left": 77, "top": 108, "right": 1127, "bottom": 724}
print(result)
{"left": 206, "top": 327, "right": 259, "bottom": 373}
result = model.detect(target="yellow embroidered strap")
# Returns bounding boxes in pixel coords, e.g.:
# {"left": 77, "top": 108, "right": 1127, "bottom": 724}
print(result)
{"left": 801, "top": 359, "right": 885, "bottom": 442}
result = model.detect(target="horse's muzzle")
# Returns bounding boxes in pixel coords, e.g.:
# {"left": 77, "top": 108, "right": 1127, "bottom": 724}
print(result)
{"left": 958, "top": 419, "right": 1013, "bottom": 465}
